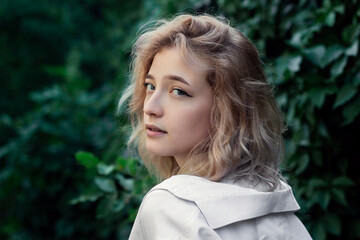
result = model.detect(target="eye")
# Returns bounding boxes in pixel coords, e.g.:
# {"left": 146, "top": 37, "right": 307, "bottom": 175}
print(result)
{"left": 172, "top": 88, "right": 191, "bottom": 97}
{"left": 144, "top": 83, "right": 155, "bottom": 91}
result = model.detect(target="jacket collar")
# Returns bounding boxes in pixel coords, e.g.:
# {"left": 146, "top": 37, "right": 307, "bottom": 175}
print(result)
{"left": 152, "top": 175, "right": 300, "bottom": 229}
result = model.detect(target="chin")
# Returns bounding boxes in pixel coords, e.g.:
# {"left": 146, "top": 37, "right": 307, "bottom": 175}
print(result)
{"left": 145, "top": 144, "right": 168, "bottom": 157}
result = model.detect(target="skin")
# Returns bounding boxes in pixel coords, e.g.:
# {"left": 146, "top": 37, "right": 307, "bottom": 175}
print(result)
{"left": 143, "top": 47, "right": 213, "bottom": 167}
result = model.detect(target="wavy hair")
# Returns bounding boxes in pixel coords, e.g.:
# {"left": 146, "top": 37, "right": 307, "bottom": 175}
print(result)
{"left": 119, "top": 14, "right": 286, "bottom": 191}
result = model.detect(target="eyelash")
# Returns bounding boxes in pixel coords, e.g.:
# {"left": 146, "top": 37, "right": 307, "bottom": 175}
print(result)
{"left": 143, "top": 83, "right": 192, "bottom": 97}
{"left": 144, "top": 83, "right": 155, "bottom": 91}
{"left": 171, "top": 88, "right": 191, "bottom": 97}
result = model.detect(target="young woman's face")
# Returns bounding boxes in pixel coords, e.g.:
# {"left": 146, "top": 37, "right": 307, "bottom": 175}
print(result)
{"left": 143, "top": 47, "right": 213, "bottom": 166}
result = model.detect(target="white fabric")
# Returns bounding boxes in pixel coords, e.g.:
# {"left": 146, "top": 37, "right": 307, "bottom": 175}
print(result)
{"left": 129, "top": 175, "right": 312, "bottom": 240}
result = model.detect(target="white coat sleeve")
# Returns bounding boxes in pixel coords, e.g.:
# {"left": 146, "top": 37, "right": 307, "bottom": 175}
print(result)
{"left": 128, "top": 189, "right": 222, "bottom": 240}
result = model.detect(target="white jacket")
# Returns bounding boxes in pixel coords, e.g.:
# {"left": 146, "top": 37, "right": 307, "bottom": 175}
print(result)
{"left": 129, "top": 175, "right": 312, "bottom": 240}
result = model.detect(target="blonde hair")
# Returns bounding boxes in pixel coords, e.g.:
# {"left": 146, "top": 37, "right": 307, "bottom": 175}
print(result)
{"left": 119, "top": 14, "right": 285, "bottom": 190}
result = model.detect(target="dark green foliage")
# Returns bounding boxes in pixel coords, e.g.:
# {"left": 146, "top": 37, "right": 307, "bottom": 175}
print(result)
{"left": 215, "top": 1, "right": 360, "bottom": 239}
{"left": 1, "top": 0, "right": 359, "bottom": 239}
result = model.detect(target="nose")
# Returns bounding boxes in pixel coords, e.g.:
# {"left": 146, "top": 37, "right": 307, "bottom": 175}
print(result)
{"left": 143, "top": 92, "right": 164, "bottom": 117}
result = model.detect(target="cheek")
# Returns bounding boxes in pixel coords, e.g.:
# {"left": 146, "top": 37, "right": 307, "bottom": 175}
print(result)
{"left": 171, "top": 102, "right": 212, "bottom": 139}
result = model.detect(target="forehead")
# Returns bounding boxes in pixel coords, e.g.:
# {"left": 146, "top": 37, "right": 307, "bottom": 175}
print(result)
{"left": 149, "top": 47, "right": 206, "bottom": 80}
{"left": 151, "top": 46, "right": 210, "bottom": 74}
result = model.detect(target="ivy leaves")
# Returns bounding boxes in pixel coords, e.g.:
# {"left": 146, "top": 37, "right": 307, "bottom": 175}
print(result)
{"left": 218, "top": 1, "right": 360, "bottom": 239}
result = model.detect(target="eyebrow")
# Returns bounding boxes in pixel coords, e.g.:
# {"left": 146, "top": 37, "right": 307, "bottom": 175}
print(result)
{"left": 145, "top": 74, "right": 190, "bottom": 86}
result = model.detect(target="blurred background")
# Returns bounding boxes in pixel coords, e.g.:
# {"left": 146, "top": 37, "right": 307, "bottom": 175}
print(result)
{"left": 0, "top": 0, "right": 359, "bottom": 239}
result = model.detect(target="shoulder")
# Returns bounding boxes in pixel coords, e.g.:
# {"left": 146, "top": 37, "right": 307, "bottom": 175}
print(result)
{"left": 140, "top": 187, "right": 199, "bottom": 223}
{"left": 130, "top": 175, "right": 310, "bottom": 240}
{"left": 153, "top": 174, "right": 259, "bottom": 200}
{"left": 130, "top": 186, "right": 220, "bottom": 239}
{"left": 138, "top": 175, "right": 218, "bottom": 223}
{"left": 152, "top": 175, "right": 301, "bottom": 229}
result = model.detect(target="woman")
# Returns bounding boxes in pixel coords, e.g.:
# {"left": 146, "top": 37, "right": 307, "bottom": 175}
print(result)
{"left": 121, "top": 14, "right": 312, "bottom": 239}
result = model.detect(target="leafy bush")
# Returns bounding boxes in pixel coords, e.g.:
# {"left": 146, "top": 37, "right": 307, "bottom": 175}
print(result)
{"left": 216, "top": 1, "right": 360, "bottom": 239}
{"left": 72, "top": 151, "right": 155, "bottom": 238}
{"left": 1, "top": 0, "right": 359, "bottom": 240}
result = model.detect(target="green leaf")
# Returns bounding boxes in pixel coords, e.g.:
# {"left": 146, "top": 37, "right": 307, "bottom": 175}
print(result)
{"left": 332, "top": 176, "right": 355, "bottom": 187}
{"left": 292, "top": 128, "right": 309, "bottom": 146}
{"left": 29, "top": 85, "right": 62, "bottom": 103}
{"left": 116, "top": 157, "right": 128, "bottom": 170}
{"left": 75, "top": 151, "right": 100, "bottom": 169}
{"left": 128, "top": 208, "right": 139, "bottom": 222}
{"left": 289, "top": 31, "right": 303, "bottom": 48}
{"left": 285, "top": 140, "right": 296, "bottom": 159}
{"left": 322, "top": 45, "right": 343, "bottom": 67}
{"left": 94, "top": 177, "right": 116, "bottom": 193}
{"left": 333, "top": 84, "right": 357, "bottom": 108}
{"left": 275, "top": 54, "right": 301, "bottom": 77}
{"left": 275, "top": 56, "right": 288, "bottom": 77}
{"left": 113, "top": 199, "right": 126, "bottom": 212}
{"left": 289, "top": 25, "right": 320, "bottom": 48}
{"left": 354, "top": 72, "right": 360, "bottom": 86}
{"left": 116, "top": 157, "right": 138, "bottom": 174}
{"left": 342, "top": 95, "right": 360, "bottom": 125}
{"left": 96, "top": 193, "right": 117, "bottom": 219}
{"left": 331, "top": 188, "right": 347, "bottom": 206}
{"left": 330, "top": 56, "right": 348, "bottom": 77}
{"left": 323, "top": 214, "right": 341, "bottom": 236}
{"left": 276, "top": 93, "right": 287, "bottom": 108}
{"left": 0, "top": 114, "right": 13, "bottom": 126}
{"left": 318, "top": 191, "right": 331, "bottom": 210}
{"left": 128, "top": 159, "right": 138, "bottom": 175}
{"left": 324, "top": 12, "right": 335, "bottom": 27}
{"left": 309, "top": 178, "right": 328, "bottom": 189}
{"left": 312, "top": 221, "right": 326, "bottom": 240}
{"left": 97, "top": 163, "right": 115, "bottom": 175}
{"left": 115, "top": 174, "right": 135, "bottom": 191}
{"left": 42, "top": 65, "right": 66, "bottom": 77}
{"left": 0, "top": 141, "right": 16, "bottom": 159}
{"left": 288, "top": 56, "right": 302, "bottom": 73}
{"left": 70, "top": 192, "right": 103, "bottom": 205}
{"left": 303, "top": 45, "right": 326, "bottom": 67}
{"left": 308, "top": 89, "right": 326, "bottom": 108}
{"left": 343, "top": 23, "right": 360, "bottom": 44}
{"left": 345, "top": 40, "right": 359, "bottom": 56}
{"left": 318, "top": 122, "right": 329, "bottom": 138}
{"left": 286, "top": 103, "right": 295, "bottom": 123}
{"left": 295, "top": 154, "right": 310, "bottom": 175}
{"left": 333, "top": 4, "right": 345, "bottom": 14}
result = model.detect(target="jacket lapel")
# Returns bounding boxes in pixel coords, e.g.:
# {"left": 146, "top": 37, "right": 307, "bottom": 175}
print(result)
{"left": 151, "top": 175, "right": 300, "bottom": 229}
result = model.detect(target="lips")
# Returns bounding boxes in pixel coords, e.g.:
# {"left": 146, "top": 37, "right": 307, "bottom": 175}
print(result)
{"left": 145, "top": 124, "right": 167, "bottom": 133}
